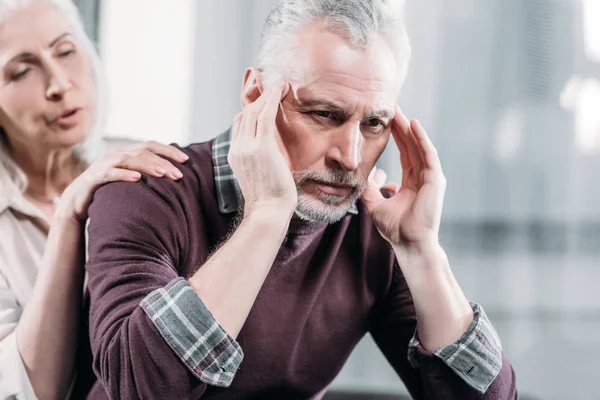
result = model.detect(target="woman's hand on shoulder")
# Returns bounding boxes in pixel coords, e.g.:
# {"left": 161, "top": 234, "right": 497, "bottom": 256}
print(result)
{"left": 57, "top": 141, "right": 189, "bottom": 222}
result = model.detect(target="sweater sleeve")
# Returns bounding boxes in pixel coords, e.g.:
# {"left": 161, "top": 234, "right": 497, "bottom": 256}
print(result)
{"left": 85, "top": 177, "right": 242, "bottom": 400}
{"left": 369, "top": 266, "right": 518, "bottom": 400}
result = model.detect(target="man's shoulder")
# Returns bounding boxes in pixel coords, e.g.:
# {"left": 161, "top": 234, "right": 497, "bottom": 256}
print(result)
{"left": 90, "top": 137, "right": 220, "bottom": 218}
{"left": 177, "top": 138, "right": 216, "bottom": 174}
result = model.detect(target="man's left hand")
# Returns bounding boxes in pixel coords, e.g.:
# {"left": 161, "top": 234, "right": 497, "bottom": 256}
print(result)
{"left": 361, "top": 105, "right": 446, "bottom": 254}
{"left": 362, "top": 107, "right": 475, "bottom": 352}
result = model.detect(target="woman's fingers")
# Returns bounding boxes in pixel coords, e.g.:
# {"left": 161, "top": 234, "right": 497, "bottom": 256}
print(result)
{"left": 61, "top": 141, "right": 188, "bottom": 220}
{"left": 103, "top": 168, "right": 142, "bottom": 184}
{"left": 137, "top": 151, "right": 184, "bottom": 179}
{"left": 109, "top": 147, "right": 184, "bottom": 180}
{"left": 142, "top": 141, "right": 189, "bottom": 163}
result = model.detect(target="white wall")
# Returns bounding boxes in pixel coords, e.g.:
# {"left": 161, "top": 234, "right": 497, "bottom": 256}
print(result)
{"left": 99, "top": 0, "right": 196, "bottom": 145}
{"left": 189, "top": 0, "right": 279, "bottom": 143}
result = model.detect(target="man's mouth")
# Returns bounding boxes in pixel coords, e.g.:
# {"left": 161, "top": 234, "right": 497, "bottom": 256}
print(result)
{"left": 313, "top": 180, "right": 354, "bottom": 197}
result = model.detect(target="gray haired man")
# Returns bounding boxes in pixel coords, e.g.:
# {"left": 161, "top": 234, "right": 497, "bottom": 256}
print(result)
{"left": 79, "top": 1, "right": 518, "bottom": 399}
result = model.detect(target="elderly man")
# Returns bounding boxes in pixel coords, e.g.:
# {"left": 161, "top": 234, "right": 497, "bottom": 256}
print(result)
{"left": 78, "top": 0, "right": 518, "bottom": 399}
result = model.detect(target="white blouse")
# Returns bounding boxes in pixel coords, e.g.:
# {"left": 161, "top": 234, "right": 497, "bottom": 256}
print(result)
{"left": 0, "top": 147, "right": 50, "bottom": 400}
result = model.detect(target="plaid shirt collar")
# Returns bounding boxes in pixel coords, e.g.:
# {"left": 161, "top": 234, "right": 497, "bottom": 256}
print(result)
{"left": 211, "top": 129, "right": 359, "bottom": 215}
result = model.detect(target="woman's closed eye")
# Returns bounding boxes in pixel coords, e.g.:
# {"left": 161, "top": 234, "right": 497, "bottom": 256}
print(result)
{"left": 11, "top": 68, "right": 31, "bottom": 81}
{"left": 58, "top": 49, "right": 75, "bottom": 57}
{"left": 56, "top": 43, "right": 76, "bottom": 58}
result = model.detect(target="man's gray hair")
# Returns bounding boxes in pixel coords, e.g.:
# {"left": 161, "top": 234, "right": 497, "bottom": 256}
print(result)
{"left": 257, "top": 0, "right": 411, "bottom": 88}
{"left": 0, "top": 0, "right": 106, "bottom": 170}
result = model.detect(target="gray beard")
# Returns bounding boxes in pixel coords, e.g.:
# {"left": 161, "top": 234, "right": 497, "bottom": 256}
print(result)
{"left": 294, "top": 185, "right": 363, "bottom": 224}
{"left": 291, "top": 168, "right": 366, "bottom": 224}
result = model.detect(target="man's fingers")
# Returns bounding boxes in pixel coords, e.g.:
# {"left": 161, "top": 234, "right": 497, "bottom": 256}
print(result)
{"left": 231, "top": 112, "right": 243, "bottom": 144}
{"left": 402, "top": 123, "right": 424, "bottom": 174}
{"left": 382, "top": 183, "right": 400, "bottom": 194}
{"left": 256, "top": 81, "right": 286, "bottom": 139}
{"left": 390, "top": 106, "right": 415, "bottom": 172}
{"left": 392, "top": 106, "right": 424, "bottom": 173}
{"left": 361, "top": 172, "right": 386, "bottom": 214}
{"left": 368, "top": 167, "right": 399, "bottom": 194}
{"left": 238, "top": 91, "right": 270, "bottom": 142}
{"left": 372, "top": 167, "right": 387, "bottom": 189}
{"left": 280, "top": 82, "right": 291, "bottom": 101}
{"left": 411, "top": 119, "right": 442, "bottom": 171}
{"left": 391, "top": 128, "right": 411, "bottom": 173}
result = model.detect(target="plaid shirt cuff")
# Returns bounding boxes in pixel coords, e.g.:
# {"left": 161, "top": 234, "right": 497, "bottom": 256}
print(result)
{"left": 407, "top": 302, "right": 502, "bottom": 393}
{"left": 140, "top": 277, "right": 244, "bottom": 387}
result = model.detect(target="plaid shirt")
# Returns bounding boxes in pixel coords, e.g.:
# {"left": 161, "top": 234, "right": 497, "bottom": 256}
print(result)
{"left": 139, "top": 129, "right": 503, "bottom": 393}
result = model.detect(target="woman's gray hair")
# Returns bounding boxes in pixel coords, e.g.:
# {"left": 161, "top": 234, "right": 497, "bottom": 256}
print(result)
{"left": 257, "top": 0, "right": 411, "bottom": 88}
{"left": 0, "top": 0, "right": 106, "bottom": 169}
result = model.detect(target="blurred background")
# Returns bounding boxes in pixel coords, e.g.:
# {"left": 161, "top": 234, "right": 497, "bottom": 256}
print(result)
{"left": 74, "top": 0, "right": 600, "bottom": 399}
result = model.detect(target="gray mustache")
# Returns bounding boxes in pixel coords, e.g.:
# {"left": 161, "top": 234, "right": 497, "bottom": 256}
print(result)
{"left": 293, "top": 169, "right": 366, "bottom": 189}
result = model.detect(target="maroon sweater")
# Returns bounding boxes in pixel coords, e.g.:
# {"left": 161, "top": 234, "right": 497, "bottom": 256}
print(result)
{"left": 75, "top": 139, "right": 518, "bottom": 399}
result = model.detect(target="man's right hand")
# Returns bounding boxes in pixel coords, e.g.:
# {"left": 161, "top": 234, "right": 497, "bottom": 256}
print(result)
{"left": 228, "top": 82, "right": 297, "bottom": 219}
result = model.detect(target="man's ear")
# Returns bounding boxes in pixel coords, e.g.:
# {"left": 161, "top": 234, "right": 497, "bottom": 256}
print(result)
{"left": 241, "top": 67, "right": 264, "bottom": 108}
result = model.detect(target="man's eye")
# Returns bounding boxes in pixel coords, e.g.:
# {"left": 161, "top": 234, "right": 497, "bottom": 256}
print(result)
{"left": 367, "top": 118, "right": 383, "bottom": 127}
{"left": 314, "top": 110, "right": 333, "bottom": 119}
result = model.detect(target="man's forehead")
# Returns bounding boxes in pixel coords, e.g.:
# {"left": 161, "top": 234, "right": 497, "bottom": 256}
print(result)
{"left": 283, "top": 23, "right": 400, "bottom": 117}
{"left": 293, "top": 22, "right": 401, "bottom": 89}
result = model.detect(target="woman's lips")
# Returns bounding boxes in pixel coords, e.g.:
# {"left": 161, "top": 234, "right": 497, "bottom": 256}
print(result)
{"left": 52, "top": 108, "right": 83, "bottom": 128}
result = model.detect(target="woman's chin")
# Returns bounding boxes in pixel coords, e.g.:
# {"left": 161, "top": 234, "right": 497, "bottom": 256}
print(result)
{"left": 45, "top": 127, "right": 91, "bottom": 149}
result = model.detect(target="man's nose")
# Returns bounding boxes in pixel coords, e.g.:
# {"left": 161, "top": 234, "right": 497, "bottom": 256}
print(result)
{"left": 326, "top": 124, "right": 362, "bottom": 171}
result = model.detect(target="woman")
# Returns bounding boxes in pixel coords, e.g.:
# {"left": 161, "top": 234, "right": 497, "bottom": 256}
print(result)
{"left": 0, "top": 1, "right": 187, "bottom": 399}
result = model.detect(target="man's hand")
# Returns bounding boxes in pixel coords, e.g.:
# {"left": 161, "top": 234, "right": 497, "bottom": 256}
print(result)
{"left": 361, "top": 105, "right": 446, "bottom": 254}
{"left": 228, "top": 82, "right": 297, "bottom": 219}
{"left": 362, "top": 106, "right": 474, "bottom": 352}
{"left": 189, "top": 84, "right": 297, "bottom": 338}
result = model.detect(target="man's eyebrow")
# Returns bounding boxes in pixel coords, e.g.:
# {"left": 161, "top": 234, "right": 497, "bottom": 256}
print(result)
{"left": 296, "top": 97, "right": 394, "bottom": 120}
{"left": 368, "top": 108, "right": 394, "bottom": 120}
{"left": 296, "top": 98, "right": 347, "bottom": 114}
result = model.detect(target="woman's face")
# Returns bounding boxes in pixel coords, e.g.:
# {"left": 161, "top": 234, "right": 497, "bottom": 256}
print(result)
{"left": 0, "top": 2, "right": 96, "bottom": 152}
